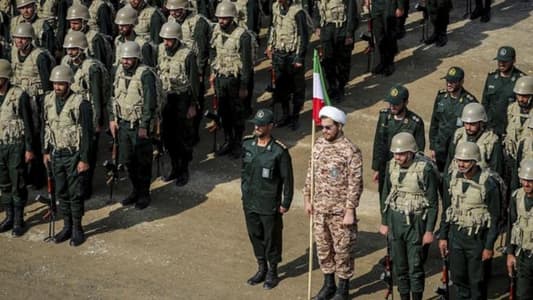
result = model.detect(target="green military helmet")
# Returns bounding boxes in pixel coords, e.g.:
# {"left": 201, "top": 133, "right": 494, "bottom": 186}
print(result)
{"left": 63, "top": 30, "right": 88, "bottom": 49}
{"left": 514, "top": 76, "right": 533, "bottom": 95}
{"left": 454, "top": 141, "right": 481, "bottom": 162}
{"left": 519, "top": 159, "right": 533, "bottom": 180}
{"left": 159, "top": 21, "right": 182, "bottom": 40}
{"left": 121, "top": 41, "right": 141, "bottom": 58}
{"left": 50, "top": 65, "right": 74, "bottom": 83}
{"left": 461, "top": 102, "right": 487, "bottom": 123}
{"left": 0, "top": 59, "right": 12, "bottom": 79}
{"left": 215, "top": 0, "right": 237, "bottom": 18}
{"left": 16, "top": 0, "right": 35, "bottom": 8}
{"left": 115, "top": 6, "right": 138, "bottom": 25}
{"left": 166, "top": 0, "right": 189, "bottom": 10}
{"left": 12, "top": 23, "right": 35, "bottom": 39}
{"left": 390, "top": 132, "right": 417, "bottom": 153}
{"left": 66, "top": 3, "right": 90, "bottom": 21}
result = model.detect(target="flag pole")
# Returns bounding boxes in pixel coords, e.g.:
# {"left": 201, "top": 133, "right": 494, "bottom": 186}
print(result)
{"left": 307, "top": 119, "right": 316, "bottom": 300}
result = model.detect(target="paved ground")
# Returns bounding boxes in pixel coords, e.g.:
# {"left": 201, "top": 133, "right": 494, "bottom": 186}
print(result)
{"left": 1, "top": 0, "right": 533, "bottom": 299}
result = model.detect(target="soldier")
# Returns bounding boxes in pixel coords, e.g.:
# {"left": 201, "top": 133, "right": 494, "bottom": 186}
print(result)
{"left": 314, "top": 0, "right": 357, "bottom": 102}
{"left": 241, "top": 108, "right": 293, "bottom": 290}
{"left": 128, "top": 0, "right": 166, "bottom": 44}
{"left": 109, "top": 41, "right": 157, "bottom": 210}
{"left": 372, "top": 84, "right": 425, "bottom": 199}
{"left": 424, "top": 0, "right": 452, "bottom": 47}
{"left": 0, "top": 59, "right": 34, "bottom": 237}
{"left": 209, "top": 0, "right": 253, "bottom": 158}
{"left": 507, "top": 158, "right": 533, "bottom": 299}
{"left": 165, "top": 0, "right": 212, "bottom": 143}
{"left": 429, "top": 66, "right": 477, "bottom": 172}
{"left": 43, "top": 65, "right": 93, "bottom": 246}
{"left": 265, "top": 0, "right": 309, "bottom": 130}
{"left": 367, "top": 0, "right": 401, "bottom": 76}
{"left": 10, "top": 0, "right": 56, "bottom": 55}
{"left": 303, "top": 106, "right": 362, "bottom": 300}
{"left": 482, "top": 46, "right": 525, "bottom": 137}
{"left": 114, "top": 5, "right": 156, "bottom": 68}
{"left": 36, "top": 0, "right": 68, "bottom": 50}
{"left": 11, "top": 22, "right": 55, "bottom": 189}
{"left": 86, "top": 0, "right": 115, "bottom": 36}
{"left": 61, "top": 30, "right": 107, "bottom": 200}
{"left": 504, "top": 76, "right": 533, "bottom": 164}
{"left": 232, "top": 0, "right": 260, "bottom": 35}
{"left": 439, "top": 142, "right": 502, "bottom": 299}
{"left": 66, "top": 3, "right": 114, "bottom": 70}
{"left": 445, "top": 102, "right": 504, "bottom": 175}
{"left": 380, "top": 132, "right": 439, "bottom": 300}
{"left": 470, "top": 0, "right": 490, "bottom": 23}
{"left": 157, "top": 22, "right": 198, "bottom": 186}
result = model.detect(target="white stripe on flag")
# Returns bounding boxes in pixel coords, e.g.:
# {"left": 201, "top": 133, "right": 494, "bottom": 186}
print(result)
{"left": 313, "top": 72, "right": 324, "bottom": 101}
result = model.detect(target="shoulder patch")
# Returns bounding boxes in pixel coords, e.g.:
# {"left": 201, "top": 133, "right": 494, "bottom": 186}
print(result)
{"left": 380, "top": 108, "right": 390, "bottom": 114}
{"left": 438, "top": 89, "right": 447, "bottom": 94}
{"left": 410, "top": 114, "right": 421, "bottom": 123}
{"left": 274, "top": 139, "right": 288, "bottom": 149}
{"left": 242, "top": 135, "right": 255, "bottom": 141}
{"left": 466, "top": 94, "right": 475, "bottom": 100}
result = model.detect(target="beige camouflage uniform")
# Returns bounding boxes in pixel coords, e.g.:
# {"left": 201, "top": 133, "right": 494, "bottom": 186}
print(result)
{"left": 303, "top": 135, "right": 363, "bottom": 279}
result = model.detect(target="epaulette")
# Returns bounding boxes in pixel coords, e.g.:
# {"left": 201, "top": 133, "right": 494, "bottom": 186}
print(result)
{"left": 379, "top": 108, "right": 390, "bottom": 114}
{"left": 465, "top": 94, "right": 475, "bottom": 101}
{"left": 488, "top": 70, "right": 497, "bottom": 76}
{"left": 242, "top": 135, "right": 255, "bottom": 141}
{"left": 437, "top": 89, "right": 447, "bottom": 95}
{"left": 410, "top": 114, "right": 421, "bottom": 123}
{"left": 274, "top": 139, "right": 288, "bottom": 150}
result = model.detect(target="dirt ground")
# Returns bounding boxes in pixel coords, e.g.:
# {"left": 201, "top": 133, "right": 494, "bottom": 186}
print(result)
{"left": 2, "top": 1, "right": 533, "bottom": 299}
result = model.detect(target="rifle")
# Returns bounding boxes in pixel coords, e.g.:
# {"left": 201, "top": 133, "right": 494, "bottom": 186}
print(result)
{"left": 360, "top": 16, "right": 374, "bottom": 73}
{"left": 36, "top": 161, "right": 56, "bottom": 242}
{"left": 435, "top": 256, "right": 450, "bottom": 300}
{"left": 380, "top": 236, "right": 394, "bottom": 300}
{"left": 205, "top": 77, "right": 219, "bottom": 153}
{"left": 509, "top": 267, "right": 516, "bottom": 300}
{"left": 102, "top": 134, "right": 121, "bottom": 203}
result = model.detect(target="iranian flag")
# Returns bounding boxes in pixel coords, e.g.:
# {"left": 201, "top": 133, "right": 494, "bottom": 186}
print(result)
{"left": 312, "top": 49, "right": 331, "bottom": 125}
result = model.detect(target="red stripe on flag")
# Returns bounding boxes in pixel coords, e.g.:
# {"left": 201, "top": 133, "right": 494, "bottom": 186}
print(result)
{"left": 312, "top": 97, "right": 325, "bottom": 126}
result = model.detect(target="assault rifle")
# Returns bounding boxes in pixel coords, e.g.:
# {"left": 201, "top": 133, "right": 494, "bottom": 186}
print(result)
{"left": 36, "top": 162, "right": 56, "bottom": 242}
{"left": 509, "top": 268, "right": 516, "bottom": 300}
{"left": 435, "top": 256, "right": 450, "bottom": 300}
{"left": 380, "top": 236, "right": 394, "bottom": 299}
{"left": 103, "top": 135, "right": 122, "bottom": 203}
{"left": 205, "top": 77, "right": 220, "bottom": 153}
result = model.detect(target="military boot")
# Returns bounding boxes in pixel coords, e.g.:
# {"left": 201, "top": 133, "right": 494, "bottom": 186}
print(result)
{"left": 12, "top": 206, "right": 25, "bottom": 237}
{"left": 121, "top": 190, "right": 139, "bottom": 206}
{"left": 0, "top": 204, "right": 14, "bottom": 232}
{"left": 330, "top": 278, "right": 349, "bottom": 300}
{"left": 216, "top": 133, "right": 233, "bottom": 156}
{"left": 175, "top": 162, "right": 189, "bottom": 187}
{"left": 275, "top": 105, "right": 292, "bottom": 127}
{"left": 412, "top": 292, "right": 422, "bottom": 300}
{"left": 263, "top": 263, "right": 279, "bottom": 290}
{"left": 70, "top": 218, "right": 85, "bottom": 247}
{"left": 247, "top": 259, "right": 267, "bottom": 285}
{"left": 54, "top": 216, "right": 72, "bottom": 243}
{"left": 290, "top": 113, "right": 300, "bottom": 131}
{"left": 312, "top": 273, "right": 336, "bottom": 300}
{"left": 135, "top": 193, "right": 152, "bottom": 210}
{"left": 163, "top": 159, "right": 178, "bottom": 182}
{"left": 424, "top": 32, "right": 438, "bottom": 45}
{"left": 230, "top": 130, "right": 243, "bottom": 159}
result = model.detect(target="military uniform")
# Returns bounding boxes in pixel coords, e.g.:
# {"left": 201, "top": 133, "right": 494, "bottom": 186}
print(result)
{"left": 370, "top": 0, "right": 403, "bottom": 75}
{"left": 130, "top": 1, "right": 166, "bottom": 44}
{"left": 511, "top": 129, "right": 533, "bottom": 191}
{"left": 233, "top": 0, "right": 259, "bottom": 34}
{"left": 504, "top": 101, "right": 531, "bottom": 161}
{"left": 315, "top": 0, "right": 357, "bottom": 101}
{"left": 268, "top": 0, "right": 309, "bottom": 129}
{"left": 10, "top": 12, "right": 57, "bottom": 55}
{"left": 86, "top": 0, "right": 115, "bottom": 36}
{"left": 425, "top": 0, "right": 452, "bottom": 47}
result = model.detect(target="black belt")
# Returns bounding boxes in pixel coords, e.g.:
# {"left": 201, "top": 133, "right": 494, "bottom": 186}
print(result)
{"left": 52, "top": 148, "right": 77, "bottom": 157}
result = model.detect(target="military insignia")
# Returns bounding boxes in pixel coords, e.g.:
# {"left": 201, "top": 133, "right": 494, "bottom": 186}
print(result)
{"left": 274, "top": 139, "right": 287, "bottom": 149}
{"left": 403, "top": 118, "right": 408, "bottom": 124}
{"left": 256, "top": 110, "right": 264, "bottom": 118}
{"left": 262, "top": 168, "right": 271, "bottom": 179}
{"left": 411, "top": 115, "right": 420, "bottom": 122}
{"left": 488, "top": 85, "right": 495, "bottom": 89}
{"left": 390, "top": 88, "right": 398, "bottom": 97}
{"left": 500, "top": 48, "right": 507, "bottom": 56}
{"left": 330, "top": 167, "right": 339, "bottom": 178}
{"left": 449, "top": 68, "right": 456, "bottom": 76}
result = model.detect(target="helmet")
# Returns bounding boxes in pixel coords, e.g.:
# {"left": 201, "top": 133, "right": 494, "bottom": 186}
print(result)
{"left": 115, "top": 6, "right": 138, "bottom": 25}
{"left": 519, "top": 159, "right": 533, "bottom": 180}
{"left": 50, "top": 65, "right": 74, "bottom": 83}
{"left": 461, "top": 102, "right": 487, "bottom": 123}
{"left": 514, "top": 76, "right": 533, "bottom": 95}
{"left": 166, "top": 0, "right": 189, "bottom": 10}
{"left": 319, "top": 106, "right": 346, "bottom": 125}
{"left": 66, "top": 3, "right": 90, "bottom": 21}
{"left": 454, "top": 142, "right": 481, "bottom": 162}
{"left": 159, "top": 21, "right": 182, "bottom": 39}
{"left": 16, "top": 0, "right": 35, "bottom": 8}
{"left": 215, "top": 0, "right": 237, "bottom": 18}
{"left": 120, "top": 41, "right": 141, "bottom": 58}
{"left": 63, "top": 31, "right": 88, "bottom": 49}
{"left": 0, "top": 59, "right": 12, "bottom": 79}
{"left": 12, "top": 23, "right": 34, "bottom": 39}
{"left": 390, "top": 132, "right": 417, "bottom": 153}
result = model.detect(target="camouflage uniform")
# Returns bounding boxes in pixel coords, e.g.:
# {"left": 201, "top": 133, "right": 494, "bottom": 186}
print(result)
{"left": 303, "top": 135, "right": 363, "bottom": 279}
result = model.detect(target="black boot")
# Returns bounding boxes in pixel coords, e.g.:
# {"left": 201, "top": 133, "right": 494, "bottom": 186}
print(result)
{"left": 54, "top": 216, "right": 72, "bottom": 243}
{"left": 435, "top": 34, "right": 448, "bottom": 47}
{"left": 12, "top": 206, "right": 25, "bottom": 237}
{"left": 216, "top": 133, "right": 233, "bottom": 156}
{"left": 175, "top": 163, "right": 190, "bottom": 187}
{"left": 411, "top": 292, "right": 422, "bottom": 300}
{"left": 312, "top": 273, "right": 336, "bottom": 300}
{"left": 247, "top": 259, "right": 267, "bottom": 285}
{"left": 121, "top": 190, "right": 139, "bottom": 206}
{"left": 70, "top": 218, "right": 85, "bottom": 247}
{"left": 290, "top": 114, "right": 300, "bottom": 131}
{"left": 424, "top": 32, "right": 438, "bottom": 45}
{"left": 0, "top": 204, "right": 14, "bottom": 232}
{"left": 330, "top": 278, "right": 349, "bottom": 300}
{"left": 263, "top": 263, "right": 279, "bottom": 289}
{"left": 372, "top": 63, "right": 386, "bottom": 75}
{"left": 135, "top": 193, "right": 152, "bottom": 210}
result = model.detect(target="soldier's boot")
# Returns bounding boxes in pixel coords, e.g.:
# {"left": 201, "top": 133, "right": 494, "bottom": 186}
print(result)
{"left": 400, "top": 293, "right": 410, "bottom": 300}
{"left": 0, "top": 204, "right": 14, "bottom": 232}
{"left": 230, "top": 129, "right": 244, "bottom": 159}
{"left": 216, "top": 133, "right": 234, "bottom": 156}
{"left": 263, "top": 263, "right": 279, "bottom": 290}
{"left": 135, "top": 193, "right": 152, "bottom": 210}
{"left": 330, "top": 278, "right": 349, "bottom": 300}
{"left": 424, "top": 31, "right": 438, "bottom": 45}
{"left": 246, "top": 259, "right": 267, "bottom": 285}
{"left": 290, "top": 110, "right": 301, "bottom": 131}
{"left": 276, "top": 104, "right": 292, "bottom": 128}
{"left": 121, "top": 190, "right": 139, "bottom": 206}
{"left": 11, "top": 206, "right": 25, "bottom": 237}
{"left": 69, "top": 218, "right": 85, "bottom": 247}
{"left": 175, "top": 162, "right": 190, "bottom": 187}
{"left": 163, "top": 158, "right": 179, "bottom": 182}
{"left": 54, "top": 216, "right": 72, "bottom": 243}
{"left": 411, "top": 292, "right": 422, "bottom": 300}
{"left": 312, "top": 273, "right": 336, "bottom": 300}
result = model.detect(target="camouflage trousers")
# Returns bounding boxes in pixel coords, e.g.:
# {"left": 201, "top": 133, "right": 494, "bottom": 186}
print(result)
{"left": 313, "top": 212, "right": 357, "bottom": 279}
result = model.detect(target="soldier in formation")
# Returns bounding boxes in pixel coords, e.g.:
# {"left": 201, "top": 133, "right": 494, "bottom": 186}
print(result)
{"left": 10, "top": 0, "right": 56, "bottom": 55}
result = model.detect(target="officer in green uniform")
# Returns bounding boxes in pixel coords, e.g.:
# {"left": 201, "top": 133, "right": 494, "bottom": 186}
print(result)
{"left": 482, "top": 46, "right": 525, "bottom": 137}
{"left": 439, "top": 142, "right": 502, "bottom": 300}
{"left": 241, "top": 108, "right": 293, "bottom": 290}
{"left": 507, "top": 158, "right": 533, "bottom": 299}
{"left": 425, "top": 0, "right": 452, "bottom": 47}
{"left": 380, "top": 132, "right": 438, "bottom": 300}
{"left": 445, "top": 102, "right": 504, "bottom": 175}
{"left": 372, "top": 84, "right": 425, "bottom": 198}
{"left": 429, "top": 66, "right": 477, "bottom": 172}
{"left": 209, "top": 0, "right": 253, "bottom": 158}
{"left": 0, "top": 59, "right": 34, "bottom": 237}
{"left": 128, "top": 0, "right": 166, "bottom": 45}
{"left": 109, "top": 41, "right": 157, "bottom": 210}
{"left": 62, "top": 30, "right": 107, "bottom": 200}
{"left": 43, "top": 65, "right": 93, "bottom": 246}
{"left": 157, "top": 21, "right": 199, "bottom": 186}
{"left": 314, "top": 0, "right": 357, "bottom": 102}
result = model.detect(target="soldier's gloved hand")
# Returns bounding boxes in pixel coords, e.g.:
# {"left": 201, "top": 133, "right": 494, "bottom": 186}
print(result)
{"left": 506, "top": 254, "right": 517, "bottom": 277}
{"left": 422, "top": 231, "right": 434, "bottom": 245}
{"left": 138, "top": 128, "right": 148, "bottom": 139}
{"left": 25, "top": 151, "right": 34, "bottom": 163}
{"left": 482, "top": 249, "right": 494, "bottom": 261}
{"left": 77, "top": 161, "right": 90, "bottom": 174}
{"left": 343, "top": 209, "right": 356, "bottom": 226}
{"left": 438, "top": 240, "right": 449, "bottom": 257}
{"left": 379, "top": 224, "right": 389, "bottom": 236}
